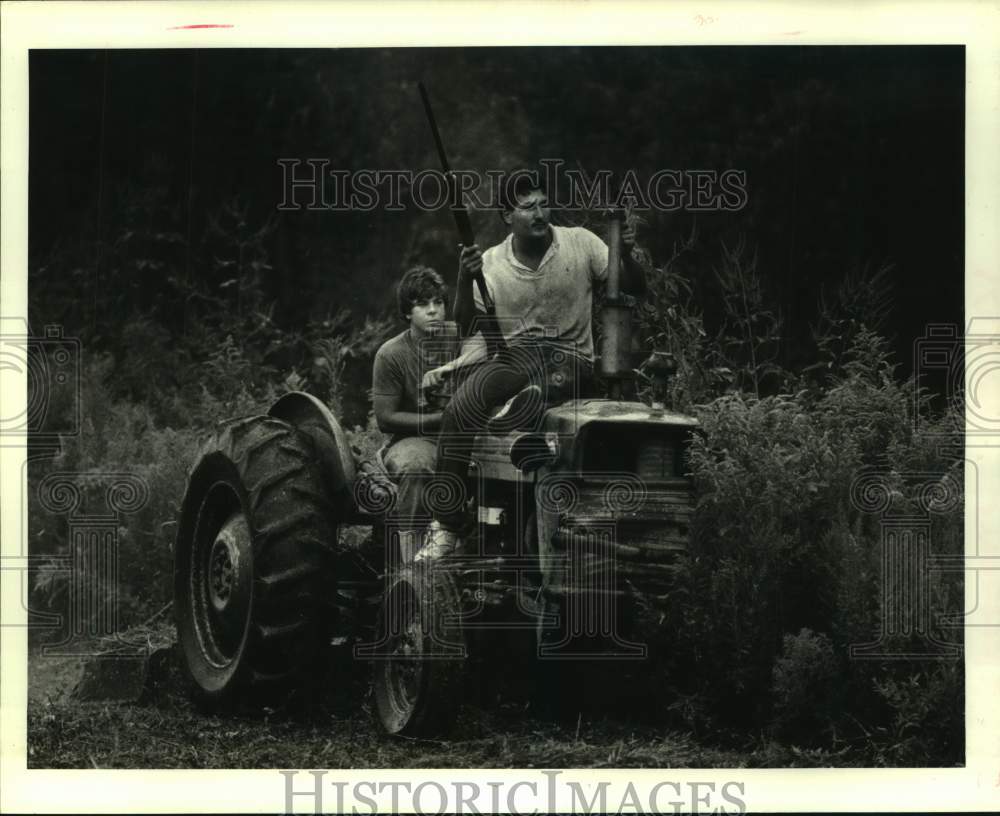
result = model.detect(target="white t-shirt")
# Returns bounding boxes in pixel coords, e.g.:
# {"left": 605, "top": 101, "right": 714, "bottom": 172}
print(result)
{"left": 472, "top": 225, "right": 609, "bottom": 361}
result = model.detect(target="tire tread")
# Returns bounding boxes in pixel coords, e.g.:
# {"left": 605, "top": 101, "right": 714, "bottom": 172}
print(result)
{"left": 175, "top": 414, "right": 356, "bottom": 704}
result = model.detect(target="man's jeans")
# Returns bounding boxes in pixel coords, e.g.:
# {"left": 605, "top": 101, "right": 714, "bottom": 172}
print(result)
{"left": 432, "top": 340, "right": 591, "bottom": 529}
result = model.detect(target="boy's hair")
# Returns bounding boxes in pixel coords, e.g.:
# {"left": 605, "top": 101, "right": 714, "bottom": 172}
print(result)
{"left": 397, "top": 266, "right": 447, "bottom": 320}
{"left": 497, "top": 167, "right": 547, "bottom": 213}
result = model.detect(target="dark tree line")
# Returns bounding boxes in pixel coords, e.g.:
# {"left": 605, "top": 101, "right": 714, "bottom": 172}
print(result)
{"left": 31, "top": 46, "right": 962, "bottom": 384}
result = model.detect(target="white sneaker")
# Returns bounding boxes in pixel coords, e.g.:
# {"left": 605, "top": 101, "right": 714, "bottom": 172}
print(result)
{"left": 396, "top": 530, "right": 421, "bottom": 563}
{"left": 414, "top": 520, "right": 461, "bottom": 562}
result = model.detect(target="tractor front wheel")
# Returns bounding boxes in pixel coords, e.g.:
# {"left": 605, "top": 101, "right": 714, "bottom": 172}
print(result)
{"left": 372, "top": 563, "right": 466, "bottom": 736}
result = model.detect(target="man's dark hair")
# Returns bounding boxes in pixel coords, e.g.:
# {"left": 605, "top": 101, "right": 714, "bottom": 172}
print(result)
{"left": 497, "top": 167, "right": 547, "bottom": 213}
{"left": 397, "top": 266, "right": 447, "bottom": 320}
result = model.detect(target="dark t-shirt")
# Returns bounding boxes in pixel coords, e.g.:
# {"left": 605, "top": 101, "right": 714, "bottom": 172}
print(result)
{"left": 372, "top": 326, "right": 459, "bottom": 440}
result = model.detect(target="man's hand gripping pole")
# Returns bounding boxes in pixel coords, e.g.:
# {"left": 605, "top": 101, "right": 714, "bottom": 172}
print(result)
{"left": 417, "top": 81, "right": 507, "bottom": 356}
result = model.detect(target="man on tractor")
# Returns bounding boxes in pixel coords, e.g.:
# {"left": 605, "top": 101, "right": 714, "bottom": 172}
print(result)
{"left": 416, "top": 168, "right": 650, "bottom": 560}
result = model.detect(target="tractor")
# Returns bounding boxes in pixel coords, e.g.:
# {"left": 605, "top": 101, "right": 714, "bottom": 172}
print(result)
{"left": 173, "top": 217, "right": 700, "bottom": 736}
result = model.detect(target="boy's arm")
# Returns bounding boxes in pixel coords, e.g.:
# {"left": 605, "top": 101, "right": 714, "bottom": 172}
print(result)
{"left": 372, "top": 352, "right": 444, "bottom": 435}
{"left": 372, "top": 394, "right": 444, "bottom": 435}
{"left": 421, "top": 333, "right": 488, "bottom": 388}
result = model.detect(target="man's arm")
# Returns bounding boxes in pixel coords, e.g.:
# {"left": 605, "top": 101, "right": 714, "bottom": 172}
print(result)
{"left": 453, "top": 243, "right": 486, "bottom": 339}
{"left": 618, "top": 222, "right": 649, "bottom": 297}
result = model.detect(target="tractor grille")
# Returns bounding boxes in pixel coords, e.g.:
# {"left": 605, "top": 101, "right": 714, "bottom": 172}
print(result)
{"left": 549, "top": 525, "right": 686, "bottom": 596}
{"left": 579, "top": 423, "right": 688, "bottom": 481}
{"left": 636, "top": 436, "right": 679, "bottom": 481}
{"left": 549, "top": 482, "right": 692, "bottom": 594}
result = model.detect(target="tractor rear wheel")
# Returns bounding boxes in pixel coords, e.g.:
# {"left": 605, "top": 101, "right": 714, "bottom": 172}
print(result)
{"left": 174, "top": 415, "right": 349, "bottom": 705}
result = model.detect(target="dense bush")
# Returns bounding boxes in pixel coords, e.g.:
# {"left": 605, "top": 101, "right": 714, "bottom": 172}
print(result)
{"left": 29, "top": 354, "right": 203, "bottom": 639}
{"left": 771, "top": 629, "right": 841, "bottom": 745}
{"left": 652, "top": 321, "right": 963, "bottom": 765}
{"left": 622, "top": 236, "right": 963, "bottom": 765}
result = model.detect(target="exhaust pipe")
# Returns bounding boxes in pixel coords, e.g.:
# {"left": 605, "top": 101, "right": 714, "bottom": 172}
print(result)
{"left": 599, "top": 209, "right": 633, "bottom": 400}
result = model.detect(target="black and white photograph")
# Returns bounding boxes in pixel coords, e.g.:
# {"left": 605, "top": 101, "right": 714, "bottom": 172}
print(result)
{"left": 2, "top": 2, "right": 998, "bottom": 814}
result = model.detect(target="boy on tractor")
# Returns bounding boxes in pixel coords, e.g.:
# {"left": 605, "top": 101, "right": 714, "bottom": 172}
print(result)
{"left": 372, "top": 265, "right": 478, "bottom": 561}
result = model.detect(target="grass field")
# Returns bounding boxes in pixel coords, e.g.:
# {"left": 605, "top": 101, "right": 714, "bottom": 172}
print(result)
{"left": 26, "top": 645, "right": 861, "bottom": 770}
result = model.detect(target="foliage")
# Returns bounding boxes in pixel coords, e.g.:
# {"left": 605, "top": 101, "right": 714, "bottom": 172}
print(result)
{"left": 661, "top": 324, "right": 963, "bottom": 765}
{"left": 869, "top": 662, "right": 964, "bottom": 766}
{"left": 809, "top": 262, "right": 896, "bottom": 376}
{"left": 31, "top": 48, "right": 962, "bottom": 382}
{"left": 29, "top": 355, "right": 198, "bottom": 638}
{"left": 633, "top": 223, "right": 720, "bottom": 410}
{"left": 709, "top": 238, "right": 784, "bottom": 397}
{"left": 633, "top": 229, "right": 788, "bottom": 409}
{"left": 594, "top": 231, "right": 962, "bottom": 767}
{"left": 771, "top": 629, "right": 841, "bottom": 745}
{"left": 28, "top": 241, "right": 394, "bottom": 636}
